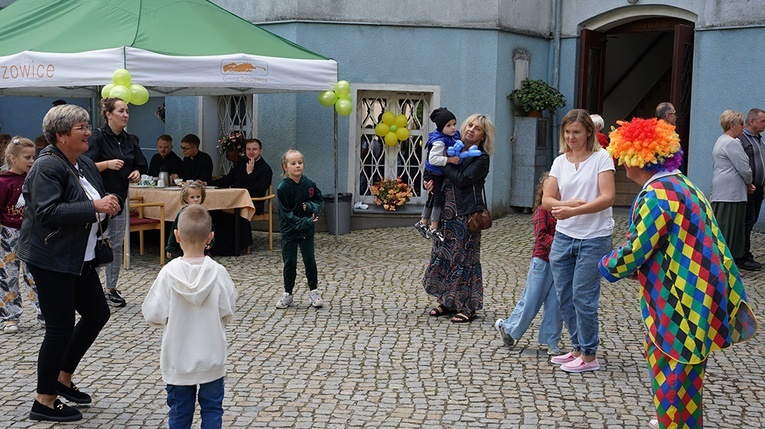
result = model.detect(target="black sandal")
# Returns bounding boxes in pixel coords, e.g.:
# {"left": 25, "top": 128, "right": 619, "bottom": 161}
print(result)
{"left": 450, "top": 313, "right": 476, "bottom": 323}
{"left": 429, "top": 305, "right": 455, "bottom": 317}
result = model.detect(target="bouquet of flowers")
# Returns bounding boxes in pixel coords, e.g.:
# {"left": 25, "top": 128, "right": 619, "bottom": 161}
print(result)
{"left": 218, "top": 131, "right": 246, "bottom": 157}
{"left": 370, "top": 177, "right": 413, "bottom": 211}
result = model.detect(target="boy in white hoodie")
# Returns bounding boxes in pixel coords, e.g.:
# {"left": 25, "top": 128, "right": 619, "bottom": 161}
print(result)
{"left": 142, "top": 205, "right": 236, "bottom": 429}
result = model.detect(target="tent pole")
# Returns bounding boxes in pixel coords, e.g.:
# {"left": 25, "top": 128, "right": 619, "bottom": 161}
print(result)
{"left": 333, "top": 110, "right": 339, "bottom": 243}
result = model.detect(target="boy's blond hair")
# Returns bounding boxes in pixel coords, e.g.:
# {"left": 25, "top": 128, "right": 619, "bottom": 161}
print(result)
{"left": 177, "top": 204, "right": 212, "bottom": 244}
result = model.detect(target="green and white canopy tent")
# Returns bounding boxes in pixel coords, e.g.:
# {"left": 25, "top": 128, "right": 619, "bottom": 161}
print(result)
{"left": 0, "top": 0, "right": 346, "bottom": 257}
{"left": 0, "top": 0, "right": 337, "bottom": 96}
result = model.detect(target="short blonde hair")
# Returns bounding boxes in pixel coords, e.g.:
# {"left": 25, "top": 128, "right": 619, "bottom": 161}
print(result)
{"left": 177, "top": 204, "right": 212, "bottom": 244}
{"left": 559, "top": 109, "right": 598, "bottom": 153}
{"left": 720, "top": 109, "right": 744, "bottom": 132}
{"left": 460, "top": 114, "right": 496, "bottom": 156}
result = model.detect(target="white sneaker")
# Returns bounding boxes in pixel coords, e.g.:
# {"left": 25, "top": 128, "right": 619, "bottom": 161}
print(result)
{"left": 3, "top": 320, "right": 19, "bottom": 333}
{"left": 275, "top": 292, "right": 293, "bottom": 309}
{"left": 648, "top": 419, "right": 659, "bottom": 429}
{"left": 309, "top": 289, "right": 324, "bottom": 308}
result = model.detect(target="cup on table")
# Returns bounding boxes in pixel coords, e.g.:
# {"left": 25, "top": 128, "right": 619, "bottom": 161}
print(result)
{"left": 174, "top": 178, "right": 183, "bottom": 187}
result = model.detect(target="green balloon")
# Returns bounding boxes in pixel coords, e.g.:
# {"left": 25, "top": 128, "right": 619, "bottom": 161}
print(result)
{"left": 334, "top": 80, "right": 351, "bottom": 98}
{"left": 112, "top": 68, "right": 132, "bottom": 86}
{"left": 109, "top": 85, "right": 132, "bottom": 104}
{"left": 335, "top": 99, "right": 352, "bottom": 116}
{"left": 101, "top": 83, "right": 115, "bottom": 99}
{"left": 129, "top": 84, "right": 149, "bottom": 105}
{"left": 318, "top": 90, "right": 337, "bottom": 107}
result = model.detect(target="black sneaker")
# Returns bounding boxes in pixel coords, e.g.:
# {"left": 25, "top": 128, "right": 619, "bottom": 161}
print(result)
{"left": 431, "top": 229, "right": 445, "bottom": 243}
{"left": 105, "top": 289, "right": 126, "bottom": 307}
{"left": 413, "top": 222, "right": 429, "bottom": 239}
{"left": 30, "top": 399, "right": 82, "bottom": 422}
{"left": 739, "top": 259, "right": 762, "bottom": 271}
{"left": 55, "top": 381, "right": 92, "bottom": 404}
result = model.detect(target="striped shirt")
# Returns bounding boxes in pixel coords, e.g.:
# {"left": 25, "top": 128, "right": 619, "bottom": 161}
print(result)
{"left": 740, "top": 128, "right": 765, "bottom": 186}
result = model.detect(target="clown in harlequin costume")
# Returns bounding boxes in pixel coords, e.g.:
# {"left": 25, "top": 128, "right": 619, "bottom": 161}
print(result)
{"left": 599, "top": 117, "right": 757, "bottom": 429}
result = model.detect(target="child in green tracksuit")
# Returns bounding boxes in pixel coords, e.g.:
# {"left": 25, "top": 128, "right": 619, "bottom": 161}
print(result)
{"left": 275, "top": 150, "right": 324, "bottom": 309}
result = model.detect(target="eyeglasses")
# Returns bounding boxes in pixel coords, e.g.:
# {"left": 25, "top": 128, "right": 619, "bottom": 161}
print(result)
{"left": 180, "top": 146, "right": 194, "bottom": 151}
{"left": 72, "top": 125, "right": 92, "bottom": 132}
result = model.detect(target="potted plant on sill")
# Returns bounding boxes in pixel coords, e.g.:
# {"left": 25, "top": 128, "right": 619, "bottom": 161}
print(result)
{"left": 508, "top": 78, "right": 566, "bottom": 117}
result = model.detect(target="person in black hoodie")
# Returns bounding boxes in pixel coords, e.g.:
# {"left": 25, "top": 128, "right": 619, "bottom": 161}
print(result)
{"left": 84, "top": 97, "right": 147, "bottom": 308}
{"left": 422, "top": 114, "right": 494, "bottom": 324}
{"left": 274, "top": 150, "right": 324, "bottom": 310}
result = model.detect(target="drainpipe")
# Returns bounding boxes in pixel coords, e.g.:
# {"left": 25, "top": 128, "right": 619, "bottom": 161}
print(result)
{"left": 550, "top": 0, "right": 562, "bottom": 165}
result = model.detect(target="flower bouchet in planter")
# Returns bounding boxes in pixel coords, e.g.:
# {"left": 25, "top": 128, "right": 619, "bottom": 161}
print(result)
{"left": 370, "top": 177, "right": 413, "bottom": 211}
{"left": 218, "top": 131, "right": 246, "bottom": 159}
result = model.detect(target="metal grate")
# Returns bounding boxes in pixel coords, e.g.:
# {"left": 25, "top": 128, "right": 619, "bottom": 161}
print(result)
{"left": 216, "top": 95, "right": 253, "bottom": 175}
{"left": 355, "top": 91, "right": 429, "bottom": 204}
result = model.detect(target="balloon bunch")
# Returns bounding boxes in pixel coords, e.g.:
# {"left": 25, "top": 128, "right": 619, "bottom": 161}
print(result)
{"left": 374, "top": 112, "right": 410, "bottom": 146}
{"left": 446, "top": 140, "right": 482, "bottom": 162}
{"left": 318, "top": 80, "right": 353, "bottom": 116}
{"left": 100, "top": 69, "right": 149, "bottom": 105}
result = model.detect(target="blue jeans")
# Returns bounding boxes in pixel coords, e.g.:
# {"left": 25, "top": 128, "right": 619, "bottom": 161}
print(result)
{"left": 166, "top": 377, "right": 224, "bottom": 429}
{"left": 499, "top": 257, "right": 562, "bottom": 346}
{"left": 549, "top": 232, "right": 612, "bottom": 357}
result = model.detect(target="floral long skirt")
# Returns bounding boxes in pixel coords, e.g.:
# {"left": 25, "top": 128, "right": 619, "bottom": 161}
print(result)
{"left": 422, "top": 181, "right": 483, "bottom": 317}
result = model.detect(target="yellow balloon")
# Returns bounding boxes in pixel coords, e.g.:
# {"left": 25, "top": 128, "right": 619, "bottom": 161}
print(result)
{"left": 335, "top": 99, "right": 352, "bottom": 116}
{"left": 109, "top": 85, "right": 132, "bottom": 104}
{"left": 375, "top": 123, "right": 389, "bottom": 137}
{"left": 101, "top": 83, "right": 114, "bottom": 99}
{"left": 318, "top": 90, "right": 337, "bottom": 107}
{"left": 381, "top": 111, "right": 395, "bottom": 126}
{"left": 112, "top": 68, "right": 132, "bottom": 86}
{"left": 129, "top": 84, "right": 149, "bottom": 105}
{"left": 384, "top": 132, "right": 398, "bottom": 146}
{"left": 396, "top": 127, "right": 410, "bottom": 141}
{"left": 395, "top": 114, "right": 407, "bottom": 128}
{"left": 334, "top": 80, "right": 351, "bottom": 98}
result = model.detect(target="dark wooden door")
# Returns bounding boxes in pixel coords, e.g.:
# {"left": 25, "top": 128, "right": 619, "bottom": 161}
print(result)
{"left": 671, "top": 24, "right": 694, "bottom": 173}
{"left": 576, "top": 29, "right": 607, "bottom": 114}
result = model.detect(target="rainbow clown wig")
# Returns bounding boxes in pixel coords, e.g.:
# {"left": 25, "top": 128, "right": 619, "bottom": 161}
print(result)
{"left": 607, "top": 117, "right": 683, "bottom": 173}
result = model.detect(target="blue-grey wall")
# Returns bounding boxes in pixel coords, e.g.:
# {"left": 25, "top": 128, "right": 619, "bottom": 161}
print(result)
{"left": 0, "top": 95, "right": 166, "bottom": 158}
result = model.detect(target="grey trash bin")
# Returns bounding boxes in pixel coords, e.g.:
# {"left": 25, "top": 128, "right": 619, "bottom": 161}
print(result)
{"left": 323, "top": 192, "right": 352, "bottom": 235}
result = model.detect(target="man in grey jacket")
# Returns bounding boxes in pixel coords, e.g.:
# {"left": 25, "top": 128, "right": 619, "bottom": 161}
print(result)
{"left": 739, "top": 108, "right": 765, "bottom": 271}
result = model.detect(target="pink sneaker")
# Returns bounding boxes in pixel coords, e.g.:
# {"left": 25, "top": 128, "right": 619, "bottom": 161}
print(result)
{"left": 560, "top": 357, "right": 600, "bottom": 373}
{"left": 550, "top": 351, "right": 576, "bottom": 365}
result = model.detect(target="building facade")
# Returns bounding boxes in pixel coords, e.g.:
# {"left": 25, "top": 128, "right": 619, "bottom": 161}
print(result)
{"left": 1, "top": 0, "right": 764, "bottom": 220}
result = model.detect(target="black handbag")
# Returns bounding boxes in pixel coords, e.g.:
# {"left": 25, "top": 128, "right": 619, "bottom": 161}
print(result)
{"left": 93, "top": 220, "right": 113, "bottom": 267}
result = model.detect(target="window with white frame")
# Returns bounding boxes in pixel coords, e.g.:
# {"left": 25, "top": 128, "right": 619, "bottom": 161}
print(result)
{"left": 351, "top": 88, "right": 436, "bottom": 205}
{"left": 216, "top": 95, "right": 254, "bottom": 175}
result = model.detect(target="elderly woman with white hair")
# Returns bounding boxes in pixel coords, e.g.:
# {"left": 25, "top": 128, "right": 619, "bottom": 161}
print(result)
{"left": 711, "top": 109, "right": 756, "bottom": 269}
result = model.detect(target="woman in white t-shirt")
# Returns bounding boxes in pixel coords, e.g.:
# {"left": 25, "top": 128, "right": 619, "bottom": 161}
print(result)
{"left": 542, "top": 109, "right": 615, "bottom": 373}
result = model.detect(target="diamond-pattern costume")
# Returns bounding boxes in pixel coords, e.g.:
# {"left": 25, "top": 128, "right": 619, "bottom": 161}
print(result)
{"left": 600, "top": 171, "right": 757, "bottom": 428}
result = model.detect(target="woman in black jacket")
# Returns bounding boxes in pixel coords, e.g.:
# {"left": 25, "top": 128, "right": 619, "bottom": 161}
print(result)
{"left": 423, "top": 114, "right": 495, "bottom": 323}
{"left": 84, "top": 97, "right": 147, "bottom": 307}
{"left": 19, "top": 104, "right": 121, "bottom": 422}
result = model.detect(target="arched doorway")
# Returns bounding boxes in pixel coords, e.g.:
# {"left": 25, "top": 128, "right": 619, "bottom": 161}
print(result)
{"left": 577, "top": 17, "right": 694, "bottom": 206}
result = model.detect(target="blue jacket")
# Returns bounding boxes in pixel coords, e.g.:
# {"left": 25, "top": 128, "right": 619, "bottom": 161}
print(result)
{"left": 424, "top": 130, "right": 460, "bottom": 175}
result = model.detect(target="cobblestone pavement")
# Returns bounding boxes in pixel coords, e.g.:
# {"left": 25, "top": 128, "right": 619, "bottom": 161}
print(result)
{"left": 1, "top": 211, "right": 763, "bottom": 428}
